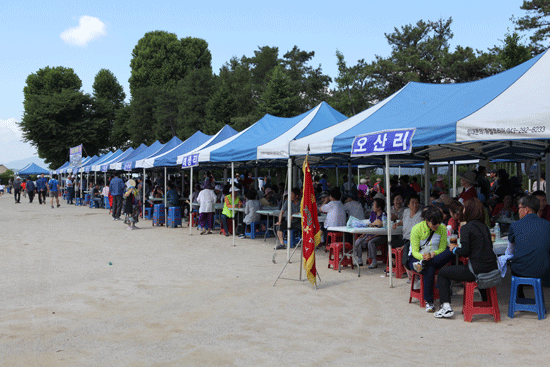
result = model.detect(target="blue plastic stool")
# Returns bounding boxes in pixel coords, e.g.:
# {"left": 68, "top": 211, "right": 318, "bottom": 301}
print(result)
{"left": 144, "top": 207, "right": 152, "bottom": 220}
{"left": 90, "top": 199, "right": 98, "bottom": 208}
{"left": 167, "top": 207, "right": 182, "bottom": 228}
{"left": 283, "top": 229, "right": 302, "bottom": 248}
{"left": 153, "top": 204, "right": 165, "bottom": 226}
{"left": 245, "top": 222, "right": 265, "bottom": 239}
{"left": 75, "top": 197, "right": 83, "bottom": 206}
{"left": 84, "top": 194, "right": 91, "bottom": 205}
{"left": 508, "top": 276, "right": 546, "bottom": 320}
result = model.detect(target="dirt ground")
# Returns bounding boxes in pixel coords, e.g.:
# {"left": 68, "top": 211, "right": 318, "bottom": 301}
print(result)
{"left": 1, "top": 195, "right": 550, "bottom": 366}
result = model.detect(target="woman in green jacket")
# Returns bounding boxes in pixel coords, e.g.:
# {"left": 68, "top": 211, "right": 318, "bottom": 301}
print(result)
{"left": 408, "top": 206, "right": 454, "bottom": 313}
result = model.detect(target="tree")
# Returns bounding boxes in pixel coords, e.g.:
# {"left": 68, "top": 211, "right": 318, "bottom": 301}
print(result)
{"left": 281, "top": 46, "right": 332, "bottom": 110}
{"left": 20, "top": 66, "right": 105, "bottom": 168}
{"left": 129, "top": 31, "right": 212, "bottom": 96}
{"left": 91, "top": 69, "right": 126, "bottom": 148}
{"left": 513, "top": 0, "right": 550, "bottom": 54}
{"left": 176, "top": 67, "right": 214, "bottom": 138}
{"left": 490, "top": 32, "right": 533, "bottom": 71}
{"left": 258, "top": 65, "right": 301, "bottom": 117}
{"left": 205, "top": 78, "right": 236, "bottom": 133}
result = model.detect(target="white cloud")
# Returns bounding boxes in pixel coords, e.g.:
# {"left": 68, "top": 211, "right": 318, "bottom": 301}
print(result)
{"left": 0, "top": 118, "right": 38, "bottom": 164}
{"left": 60, "top": 15, "right": 107, "bottom": 46}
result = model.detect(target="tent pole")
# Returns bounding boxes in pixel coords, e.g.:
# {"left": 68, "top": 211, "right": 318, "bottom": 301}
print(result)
{"left": 453, "top": 161, "right": 457, "bottom": 198}
{"left": 255, "top": 164, "right": 258, "bottom": 190}
{"left": 347, "top": 160, "right": 352, "bottom": 193}
{"left": 546, "top": 153, "right": 550, "bottom": 202}
{"left": 164, "top": 167, "right": 167, "bottom": 209}
{"left": 143, "top": 168, "right": 146, "bottom": 220}
{"left": 287, "top": 157, "right": 292, "bottom": 260}
{"left": 336, "top": 166, "right": 339, "bottom": 186}
{"left": 231, "top": 162, "right": 236, "bottom": 247}
{"left": 189, "top": 166, "right": 193, "bottom": 235}
{"left": 536, "top": 159, "right": 541, "bottom": 192}
{"left": 357, "top": 166, "right": 360, "bottom": 186}
{"left": 385, "top": 154, "right": 393, "bottom": 288}
{"left": 423, "top": 158, "right": 429, "bottom": 206}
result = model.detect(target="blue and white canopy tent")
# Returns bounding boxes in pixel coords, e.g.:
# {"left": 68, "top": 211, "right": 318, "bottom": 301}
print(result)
{"left": 179, "top": 101, "right": 347, "bottom": 247}
{"left": 290, "top": 49, "right": 550, "bottom": 165}
{"left": 114, "top": 141, "right": 164, "bottom": 171}
{"left": 16, "top": 162, "right": 50, "bottom": 176}
{"left": 134, "top": 136, "right": 183, "bottom": 169}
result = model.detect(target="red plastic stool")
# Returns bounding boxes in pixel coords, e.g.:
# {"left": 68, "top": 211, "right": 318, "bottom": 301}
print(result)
{"left": 366, "top": 242, "right": 388, "bottom": 265}
{"left": 386, "top": 247, "right": 406, "bottom": 278}
{"left": 189, "top": 211, "right": 198, "bottom": 227}
{"left": 220, "top": 218, "right": 233, "bottom": 235}
{"left": 328, "top": 242, "right": 354, "bottom": 270}
{"left": 409, "top": 271, "right": 440, "bottom": 307}
{"left": 462, "top": 282, "right": 500, "bottom": 322}
{"left": 325, "top": 232, "right": 343, "bottom": 252}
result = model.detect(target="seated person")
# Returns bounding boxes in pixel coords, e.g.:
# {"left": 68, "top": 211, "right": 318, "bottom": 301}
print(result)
{"left": 435, "top": 198, "right": 497, "bottom": 318}
{"left": 509, "top": 195, "right": 550, "bottom": 297}
{"left": 390, "top": 193, "right": 405, "bottom": 222}
{"left": 533, "top": 190, "right": 550, "bottom": 221}
{"left": 353, "top": 197, "right": 386, "bottom": 268}
{"left": 447, "top": 200, "right": 464, "bottom": 236}
{"left": 259, "top": 187, "right": 277, "bottom": 207}
{"left": 491, "top": 194, "right": 517, "bottom": 220}
{"left": 92, "top": 184, "right": 103, "bottom": 208}
{"left": 408, "top": 206, "right": 454, "bottom": 313}
{"left": 275, "top": 188, "right": 302, "bottom": 249}
{"left": 166, "top": 183, "right": 180, "bottom": 208}
{"left": 238, "top": 188, "right": 261, "bottom": 238}
{"left": 343, "top": 193, "right": 365, "bottom": 220}
{"left": 320, "top": 188, "right": 346, "bottom": 246}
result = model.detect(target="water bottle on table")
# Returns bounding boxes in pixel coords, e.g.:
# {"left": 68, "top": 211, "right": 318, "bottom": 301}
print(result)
{"left": 494, "top": 222, "right": 500, "bottom": 241}
{"left": 381, "top": 213, "right": 387, "bottom": 228}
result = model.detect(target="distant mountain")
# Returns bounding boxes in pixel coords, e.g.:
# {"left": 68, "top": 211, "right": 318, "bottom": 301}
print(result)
{"left": 4, "top": 156, "right": 50, "bottom": 171}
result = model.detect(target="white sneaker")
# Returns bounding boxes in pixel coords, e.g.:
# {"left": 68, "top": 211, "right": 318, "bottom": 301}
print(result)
{"left": 434, "top": 306, "right": 454, "bottom": 318}
{"left": 425, "top": 303, "right": 435, "bottom": 313}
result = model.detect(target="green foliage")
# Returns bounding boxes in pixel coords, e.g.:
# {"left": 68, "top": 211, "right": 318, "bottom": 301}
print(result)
{"left": 490, "top": 32, "right": 533, "bottom": 70}
{"left": 258, "top": 65, "right": 301, "bottom": 117}
{"left": 20, "top": 66, "right": 107, "bottom": 168}
{"left": 92, "top": 69, "right": 126, "bottom": 148}
{"left": 129, "top": 31, "right": 212, "bottom": 96}
{"left": 0, "top": 169, "right": 15, "bottom": 184}
{"left": 513, "top": 0, "right": 550, "bottom": 54}
{"left": 176, "top": 67, "right": 214, "bottom": 138}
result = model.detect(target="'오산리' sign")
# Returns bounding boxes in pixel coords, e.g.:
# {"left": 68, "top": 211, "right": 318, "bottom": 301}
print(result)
{"left": 351, "top": 129, "right": 415, "bottom": 157}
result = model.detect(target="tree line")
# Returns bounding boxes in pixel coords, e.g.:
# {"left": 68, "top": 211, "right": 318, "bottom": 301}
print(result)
{"left": 20, "top": 2, "right": 550, "bottom": 168}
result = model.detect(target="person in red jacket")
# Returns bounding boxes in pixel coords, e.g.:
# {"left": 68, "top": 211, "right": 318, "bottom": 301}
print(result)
{"left": 458, "top": 171, "right": 478, "bottom": 204}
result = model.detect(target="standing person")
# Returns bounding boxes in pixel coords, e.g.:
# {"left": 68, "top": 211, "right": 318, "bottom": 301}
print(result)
{"left": 532, "top": 172, "right": 547, "bottom": 193}
{"left": 66, "top": 175, "right": 75, "bottom": 204}
{"left": 26, "top": 178, "right": 36, "bottom": 203}
{"left": 435, "top": 198, "right": 498, "bottom": 318}
{"left": 109, "top": 173, "right": 125, "bottom": 221}
{"left": 458, "top": 171, "right": 478, "bottom": 203}
{"left": 197, "top": 181, "right": 217, "bottom": 235}
{"left": 48, "top": 175, "right": 60, "bottom": 208}
{"left": 408, "top": 206, "right": 453, "bottom": 312}
{"left": 13, "top": 176, "right": 22, "bottom": 203}
{"left": 36, "top": 173, "right": 48, "bottom": 205}
{"left": 221, "top": 187, "right": 242, "bottom": 237}
{"left": 476, "top": 166, "right": 491, "bottom": 204}
{"left": 123, "top": 179, "right": 139, "bottom": 230}
{"left": 508, "top": 195, "right": 550, "bottom": 298}
{"left": 21, "top": 179, "right": 27, "bottom": 198}
{"left": 0, "top": 182, "right": 4, "bottom": 197}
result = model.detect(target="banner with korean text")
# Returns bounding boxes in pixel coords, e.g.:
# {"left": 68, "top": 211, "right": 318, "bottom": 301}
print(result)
{"left": 351, "top": 129, "right": 415, "bottom": 157}
{"left": 69, "top": 144, "right": 83, "bottom": 167}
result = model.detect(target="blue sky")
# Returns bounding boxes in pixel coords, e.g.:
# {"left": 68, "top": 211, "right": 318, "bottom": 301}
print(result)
{"left": 0, "top": 0, "right": 528, "bottom": 166}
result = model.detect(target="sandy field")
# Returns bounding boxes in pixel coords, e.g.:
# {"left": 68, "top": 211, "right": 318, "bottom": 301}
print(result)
{"left": 1, "top": 194, "right": 550, "bottom": 366}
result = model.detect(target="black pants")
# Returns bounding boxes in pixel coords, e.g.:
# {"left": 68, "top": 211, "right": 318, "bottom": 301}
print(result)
{"left": 38, "top": 190, "right": 46, "bottom": 204}
{"left": 112, "top": 195, "right": 123, "bottom": 218}
{"left": 28, "top": 191, "right": 34, "bottom": 203}
{"left": 14, "top": 189, "right": 20, "bottom": 203}
{"left": 437, "top": 264, "right": 486, "bottom": 304}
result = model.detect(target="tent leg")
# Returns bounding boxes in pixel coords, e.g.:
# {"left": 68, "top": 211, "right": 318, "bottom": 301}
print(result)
{"left": 231, "top": 162, "right": 236, "bottom": 247}
{"left": 189, "top": 166, "right": 193, "bottom": 235}
{"left": 385, "top": 155, "right": 393, "bottom": 288}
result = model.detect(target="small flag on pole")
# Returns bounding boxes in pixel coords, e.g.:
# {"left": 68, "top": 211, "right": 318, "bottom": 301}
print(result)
{"left": 301, "top": 155, "right": 319, "bottom": 285}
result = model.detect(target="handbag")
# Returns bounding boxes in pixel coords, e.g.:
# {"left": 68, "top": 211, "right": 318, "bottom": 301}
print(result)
{"left": 468, "top": 261, "right": 502, "bottom": 289}
{"left": 402, "top": 230, "right": 434, "bottom": 270}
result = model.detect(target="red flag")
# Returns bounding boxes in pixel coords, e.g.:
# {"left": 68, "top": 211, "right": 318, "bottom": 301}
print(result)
{"left": 301, "top": 156, "right": 320, "bottom": 285}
